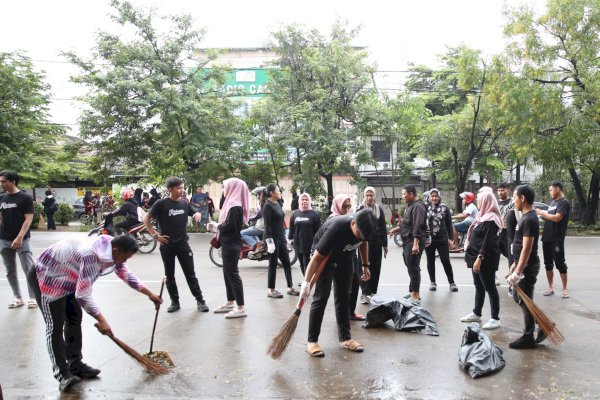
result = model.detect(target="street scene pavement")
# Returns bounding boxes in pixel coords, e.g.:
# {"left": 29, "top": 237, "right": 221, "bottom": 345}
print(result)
{"left": 1, "top": 232, "right": 599, "bottom": 399}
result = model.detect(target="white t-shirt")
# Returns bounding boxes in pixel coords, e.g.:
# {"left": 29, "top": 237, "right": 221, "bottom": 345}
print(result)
{"left": 464, "top": 203, "right": 478, "bottom": 223}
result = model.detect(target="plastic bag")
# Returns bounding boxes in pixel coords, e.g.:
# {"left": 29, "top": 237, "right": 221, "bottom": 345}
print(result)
{"left": 363, "top": 294, "right": 439, "bottom": 336}
{"left": 458, "top": 323, "right": 505, "bottom": 379}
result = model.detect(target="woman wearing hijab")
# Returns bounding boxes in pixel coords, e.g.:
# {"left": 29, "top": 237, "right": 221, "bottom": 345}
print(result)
{"left": 288, "top": 193, "right": 321, "bottom": 278}
{"left": 209, "top": 178, "right": 249, "bottom": 318}
{"left": 460, "top": 188, "right": 502, "bottom": 330}
{"left": 357, "top": 187, "right": 388, "bottom": 306}
{"left": 425, "top": 188, "right": 458, "bottom": 292}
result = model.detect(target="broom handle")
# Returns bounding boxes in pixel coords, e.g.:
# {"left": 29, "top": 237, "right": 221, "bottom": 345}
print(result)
{"left": 295, "top": 254, "right": 331, "bottom": 310}
{"left": 149, "top": 277, "right": 166, "bottom": 354}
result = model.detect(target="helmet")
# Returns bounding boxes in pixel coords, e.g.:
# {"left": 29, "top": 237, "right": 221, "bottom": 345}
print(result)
{"left": 354, "top": 209, "right": 377, "bottom": 241}
{"left": 121, "top": 187, "right": 135, "bottom": 201}
{"left": 460, "top": 192, "right": 475, "bottom": 205}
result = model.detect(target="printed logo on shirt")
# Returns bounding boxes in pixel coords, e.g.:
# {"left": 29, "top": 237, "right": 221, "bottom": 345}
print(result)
{"left": 168, "top": 209, "right": 185, "bottom": 216}
{"left": 548, "top": 206, "right": 557, "bottom": 212}
{"left": 295, "top": 217, "right": 310, "bottom": 222}
{"left": 0, "top": 202, "right": 17, "bottom": 209}
{"left": 342, "top": 242, "right": 362, "bottom": 252}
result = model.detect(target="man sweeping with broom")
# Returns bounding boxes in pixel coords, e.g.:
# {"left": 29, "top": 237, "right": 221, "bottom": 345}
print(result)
{"left": 300, "top": 209, "right": 376, "bottom": 357}
{"left": 26, "top": 235, "right": 163, "bottom": 391}
{"left": 506, "top": 185, "right": 544, "bottom": 349}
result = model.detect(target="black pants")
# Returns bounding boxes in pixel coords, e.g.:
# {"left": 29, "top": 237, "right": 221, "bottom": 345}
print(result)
{"left": 298, "top": 252, "right": 311, "bottom": 278}
{"left": 46, "top": 211, "right": 56, "bottom": 230}
{"left": 472, "top": 264, "right": 500, "bottom": 320}
{"left": 349, "top": 253, "right": 360, "bottom": 315}
{"left": 159, "top": 241, "right": 204, "bottom": 303}
{"left": 499, "top": 229, "right": 512, "bottom": 266}
{"left": 267, "top": 236, "right": 292, "bottom": 289}
{"left": 402, "top": 240, "right": 424, "bottom": 292}
{"left": 512, "top": 259, "right": 540, "bottom": 335}
{"left": 361, "top": 243, "right": 383, "bottom": 296}
{"left": 221, "top": 243, "right": 244, "bottom": 305}
{"left": 542, "top": 240, "right": 567, "bottom": 274}
{"left": 425, "top": 240, "right": 455, "bottom": 284}
{"left": 28, "top": 268, "right": 83, "bottom": 382}
{"left": 308, "top": 259, "right": 352, "bottom": 342}
{"left": 115, "top": 218, "right": 139, "bottom": 235}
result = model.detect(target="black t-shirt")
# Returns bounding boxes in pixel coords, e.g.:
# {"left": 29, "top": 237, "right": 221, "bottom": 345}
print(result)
{"left": 218, "top": 206, "right": 243, "bottom": 247}
{"left": 150, "top": 198, "right": 197, "bottom": 244}
{"left": 542, "top": 197, "right": 570, "bottom": 242}
{"left": 313, "top": 215, "right": 362, "bottom": 264}
{"left": 288, "top": 209, "right": 321, "bottom": 253}
{"left": 0, "top": 191, "right": 34, "bottom": 241}
{"left": 512, "top": 210, "right": 539, "bottom": 267}
{"left": 263, "top": 200, "right": 286, "bottom": 240}
{"left": 465, "top": 221, "right": 500, "bottom": 269}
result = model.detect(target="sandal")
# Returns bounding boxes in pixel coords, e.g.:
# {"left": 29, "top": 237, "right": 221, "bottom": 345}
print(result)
{"left": 213, "top": 304, "right": 235, "bottom": 313}
{"left": 561, "top": 290, "right": 570, "bottom": 299}
{"left": 543, "top": 289, "right": 555, "bottom": 296}
{"left": 339, "top": 339, "right": 364, "bottom": 353}
{"left": 8, "top": 298, "right": 24, "bottom": 309}
{"left": 27, "top": 300, "right": 38, "bottom": 309}
{"left": 307, "top": 342, "right": 325, "bottom": 358}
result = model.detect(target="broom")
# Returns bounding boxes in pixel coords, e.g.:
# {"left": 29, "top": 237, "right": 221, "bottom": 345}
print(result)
{"left": 512, "top": 284, "right": 565, "bottom": 345}
{"left": 96, "top": 324, "right": 170, "bottom": 374}
{"left": 266, "top": 254, "right": 330, "bottom": 360}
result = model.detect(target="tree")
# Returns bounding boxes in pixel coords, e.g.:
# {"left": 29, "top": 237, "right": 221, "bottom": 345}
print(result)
{"left": 0, "top": 51, "right": 67, "bottom": 185}
{"left": 504, "top": 0, "right": 600, "bottom": 224}
{"left": 64, "top": 0, "right": 240, "bottom": 187}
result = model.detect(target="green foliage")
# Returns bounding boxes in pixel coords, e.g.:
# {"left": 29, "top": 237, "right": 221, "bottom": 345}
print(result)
{"left": 55, "top": 202, "right": 75, "bottom": 225}
{"left": 31, "top": 202, "right": 44, "bottom": 230}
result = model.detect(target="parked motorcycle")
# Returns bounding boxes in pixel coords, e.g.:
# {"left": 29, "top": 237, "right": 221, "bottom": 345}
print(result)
{"left": 88, "top": 214, "right": 157, "bottom": 254}
{"left": 209, "top": 240, "right": 298, "bottom": 268}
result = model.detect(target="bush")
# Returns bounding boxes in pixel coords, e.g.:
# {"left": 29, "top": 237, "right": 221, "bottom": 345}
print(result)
{"left": 31, "top": 202, "right": 44, "bottom": 229}
{"left": 55, "top": 202, "right": 75, "bottom": 225}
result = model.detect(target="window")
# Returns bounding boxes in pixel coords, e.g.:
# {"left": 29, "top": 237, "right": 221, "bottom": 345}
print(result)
{"left": 371, "top": 140, "right": 390, "bottom": 162}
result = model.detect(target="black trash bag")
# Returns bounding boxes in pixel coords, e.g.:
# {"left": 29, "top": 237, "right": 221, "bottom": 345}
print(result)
{"left": 364, "top": 295, "right": 439, "bottom": 336}
{"left": 393, "top": 300, "right": 439, "bottom": 336}
{"left": 363, "top": 294, "right": 402, "bottom": 328}
{"left": 459, "top": 322, "right": 505, "bottom": 379}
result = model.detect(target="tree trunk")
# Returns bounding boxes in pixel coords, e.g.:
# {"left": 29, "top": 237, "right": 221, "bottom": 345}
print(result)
{"left": 515, "top": 163, "right": 521, "bottom": 185}
{"left": 573, "top": 168, "right": 599, "bottom": 226}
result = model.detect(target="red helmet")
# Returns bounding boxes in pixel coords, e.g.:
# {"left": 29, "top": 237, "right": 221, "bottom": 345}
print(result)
{"left": 460, "top": 192, "right": 475, "bottom": 205}
{"left": 122, "top": 187, "right": 135, "bottom": 201}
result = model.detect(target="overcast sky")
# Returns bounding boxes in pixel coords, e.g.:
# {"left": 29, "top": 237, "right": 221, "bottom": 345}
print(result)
{"left": 1, "top": 0, "right": 544, "bottom": 133}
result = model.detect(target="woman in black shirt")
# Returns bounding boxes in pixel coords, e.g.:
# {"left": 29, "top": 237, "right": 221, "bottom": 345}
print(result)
{"left": 211, "top": 178, "right": 249, "bottom": 318}
{"left": 460, "top": 189, "right": 502, "bottom": 330}
{"left": 425, "top": 188, "right": 457, "bottom": 291}
{"left": 263, "top": 184, "right": 298, "bottom": 298}
{"left": 288, "top": 193, "right": 321, "bottom": 278}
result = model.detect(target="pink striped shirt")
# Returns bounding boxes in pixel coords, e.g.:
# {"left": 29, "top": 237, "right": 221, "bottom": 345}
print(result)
{"left": 34, "top": 235, "right": 145, "bottom": 317}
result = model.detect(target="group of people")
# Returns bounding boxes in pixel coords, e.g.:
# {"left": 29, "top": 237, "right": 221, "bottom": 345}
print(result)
{"left": 1, "top": 168, "right": 573, "bottom": 390}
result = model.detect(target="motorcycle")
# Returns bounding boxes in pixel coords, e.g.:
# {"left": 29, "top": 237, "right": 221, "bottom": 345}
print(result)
{"left": 87, "top": 214, "right": 158, "bottom": 254}
{"left": 209, "top": 240, "right": 298, "bottom": 268}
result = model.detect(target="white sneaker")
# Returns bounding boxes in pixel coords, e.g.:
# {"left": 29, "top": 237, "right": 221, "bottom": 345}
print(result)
{"left": 460, "top": 313, "right": 482, "bottom": 322}
{"left": 360, "top": 295, "right": 370, "bottom": 304}
{"left": 482, "top": 318, "right": 501, "bottom": 330}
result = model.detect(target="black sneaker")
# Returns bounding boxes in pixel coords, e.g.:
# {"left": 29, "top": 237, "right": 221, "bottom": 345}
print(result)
{"left": 58, "top": 375, "right": 81, "bottom": 391}
{"left": 536, "top": 323, "right": 554, "bottom": 344}
{"left": 167, "top": 301, "right": 180, "bottom": 313}
{"left": 71, "top": 362, "right": 101, "bottom": 379}
{"left": 509, "top": 334, "right": 537, "bottom": 349}
{"left": 197, "top": 300, "right": 209, "bottom": 312}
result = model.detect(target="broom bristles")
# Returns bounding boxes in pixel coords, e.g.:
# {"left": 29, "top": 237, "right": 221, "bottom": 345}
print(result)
{"left": 266, "top": 311, "right": 300, "bottom": 360}
{"left": 110, "top": 334, "right": 170, "bottom": 374}
{"left": 513, "top": 285, "right": 565, "bottom": 345}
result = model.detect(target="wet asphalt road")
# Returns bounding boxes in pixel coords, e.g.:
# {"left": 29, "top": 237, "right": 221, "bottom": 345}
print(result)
{"left": 1, "top": 232, "right": 599, "bottom": 399}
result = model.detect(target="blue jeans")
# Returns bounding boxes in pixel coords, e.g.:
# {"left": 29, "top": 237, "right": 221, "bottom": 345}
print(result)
{"left": 454, "top": 220, "right": 472, "bottom": 233}
{"left": 241, "top": 226, "right": 263, "bottom": 247}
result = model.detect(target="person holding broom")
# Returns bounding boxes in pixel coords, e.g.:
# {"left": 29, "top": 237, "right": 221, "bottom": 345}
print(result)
{"left": 26, "top": 234, "right": 163, "bottom": 391}
{"left": 300, "top": 209, "right": 377, "bottom": 357}
{"left": 506, "top": 184, "right": 543, "bottom": 349}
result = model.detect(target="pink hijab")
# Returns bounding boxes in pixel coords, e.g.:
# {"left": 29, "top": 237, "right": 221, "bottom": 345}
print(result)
{"left": 330, "top": 194, "right": 351, "bottom": 217}
{"left": 219, "top": 178, "right": 249, "bottom": 225}
{"left": 466, "top": 189, "right": 502, "bottom": 242}
{"left": 299, "top": 193, "right": 313, "bottom": 212}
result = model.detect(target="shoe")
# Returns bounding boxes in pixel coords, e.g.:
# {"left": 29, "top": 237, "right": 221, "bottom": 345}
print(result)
{"left": 197, "top": 300, "right": 209, "bottom": 312}
{"left": 508, "top": 286, "right": 514, "bottom": 298}
{"left": 59, "top": 375, "right": 81, "bottom": 391}
{"left": 460, "top": 313, "right": 482, "bottom": 322}
{"left": 360, "top": 295, "right": 370, "bottom": 304}
{"left": 71, "top": 362, "right": 101, "bottom": 379}
{"left": 167, "top": 302, "right": 180, "bottom": 313}
{"left": 350, "top": 313, "right": 366, "bottom": 321}
{"left": 224, "top": 309, "right": 247, "bottom": 319}
{"left": 408, "top": 298, "right": 421, "bottom": 306}
{"left": 543, "top": 289, "right": 555, "bottom": 296}
{"left": 449, "top": 283, "right": 458, "bottom": 292}
{"left": 482, "top": 318, "right": 501, "bottom": 330}
{"left": 403, "top": 293, "right": 421, "bottom": 300}
{"left": 429, "top": 282, "right": 437, "bottom": 291}
{"left": 214, "top": 304, "right": 235, "bottom": 313}
{"left": 509, "top": 334, "right": 537, "bottom": 349}
{"left": 267, "top": 290, "right": 283, "bottom": 298}
{"left": 287, "top": 288, "right": 300, "bottom": 296}
{"left": 535, "top": 327, "right": 547, "bottom": 344}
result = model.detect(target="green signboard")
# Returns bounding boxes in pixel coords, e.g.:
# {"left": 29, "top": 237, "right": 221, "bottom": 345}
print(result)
{"left": 214, "top": 69, "right": 271, "bottom": 98}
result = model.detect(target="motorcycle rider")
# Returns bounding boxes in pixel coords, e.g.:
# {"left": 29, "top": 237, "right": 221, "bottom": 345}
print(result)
{"left": 110, "top": 188, "right": 141, "bottom": 235}
{"left": 451, "top": 191, "right": 478, "bottom": 249}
